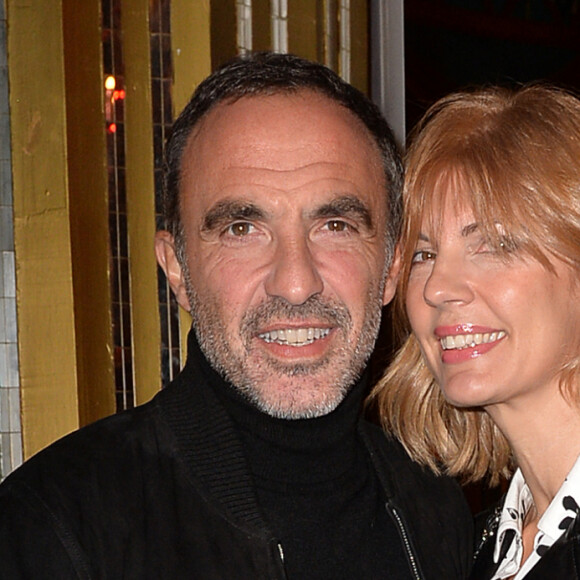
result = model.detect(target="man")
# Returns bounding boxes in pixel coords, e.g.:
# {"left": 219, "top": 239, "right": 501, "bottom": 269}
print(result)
{"left": 0, "top": 53, "right": 472, "bottom": 578}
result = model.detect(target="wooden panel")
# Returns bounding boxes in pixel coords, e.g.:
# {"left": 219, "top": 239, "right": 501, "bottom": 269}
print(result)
{"left": 288, "top": 0, "right": 320, "bottom": 61}
{"left": 171, "top": 0, "right": 211, "bottom": 357}
{"left": 172, "top": 0, "right": 212, "bottom": 115}
{"left": 121, "top": 0, "right": 162, "bottom": 405}
{"left": 252, "top": 0, "right": 272, "bottom": 51}
{"left": 7, "top": 0, "right": 79, "bottom": 457}
{"left": 63, "top": 0, "right": 116, "bottom": 426}
{"left": 211, "top": 0, "right": 238, "bottom": 69}
{"left": 349, "top": 0, "right": 369, "bottom": 93}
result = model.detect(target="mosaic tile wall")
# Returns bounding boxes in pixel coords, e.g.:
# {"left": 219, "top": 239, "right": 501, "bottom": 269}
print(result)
{"left": 0, "top": 0, "right": 22, "bottom": 480}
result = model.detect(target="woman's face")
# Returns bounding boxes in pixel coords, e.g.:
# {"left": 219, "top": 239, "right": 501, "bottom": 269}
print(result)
{"left": 405, "top": 193, "right": 580, "bottom": 417}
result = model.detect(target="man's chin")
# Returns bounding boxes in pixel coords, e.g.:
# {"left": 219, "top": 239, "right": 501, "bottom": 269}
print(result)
{"left": 240, "top": 373, "right": 353, "bottom": 419}
{"left": 250, "top": 392, "right": 345, "bottom": 420}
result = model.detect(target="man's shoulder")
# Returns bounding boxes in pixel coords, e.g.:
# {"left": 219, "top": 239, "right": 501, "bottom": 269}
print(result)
{"left": 0, "top": 394, "right": 165, "bottom": 499}
{"left": 361, "top": 420, "right": 474, "bottom": 578}
{"left": 360, "top": 419, "right": 467, "bottom": 504}
{"left": 360, "top": 420, "right": 431, "bottom": 477}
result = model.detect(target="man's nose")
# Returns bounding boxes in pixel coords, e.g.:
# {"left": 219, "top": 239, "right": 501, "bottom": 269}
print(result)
{"left": 422, "top": 257, "right": 474, "bottom": 308}
{"left": 264, "top": 235, "right": 324, "bottom": 305}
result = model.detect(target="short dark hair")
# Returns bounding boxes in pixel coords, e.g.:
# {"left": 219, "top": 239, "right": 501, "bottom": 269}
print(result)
{"left": 163, "top": 51, "right": 403, "bottom": 261}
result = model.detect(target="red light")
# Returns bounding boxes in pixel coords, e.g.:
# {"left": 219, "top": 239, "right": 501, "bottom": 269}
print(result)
{"left": 107, "top": 122, "right": 117, "bottom": 134}
{"left": 112, "top": 89, "right": 126, "bottom": 102}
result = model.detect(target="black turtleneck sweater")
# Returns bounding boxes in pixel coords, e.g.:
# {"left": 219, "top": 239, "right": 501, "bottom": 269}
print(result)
{"left": 211, "top": 368, "right": 411, "bottom": 579}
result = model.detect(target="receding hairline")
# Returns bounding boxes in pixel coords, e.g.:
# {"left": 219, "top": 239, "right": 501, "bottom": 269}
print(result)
{"left": 176, "top": 89, "right": 389, "bottom": 211}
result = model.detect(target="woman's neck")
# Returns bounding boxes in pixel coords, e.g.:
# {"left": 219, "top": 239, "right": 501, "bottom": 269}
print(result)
{"left": 486, "top": 386, "right": 580, "bottom": 516}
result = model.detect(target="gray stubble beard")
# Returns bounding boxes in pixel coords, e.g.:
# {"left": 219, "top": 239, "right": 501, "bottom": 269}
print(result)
{"left": 181, "top": 261, "right": 385, "bottom": 419}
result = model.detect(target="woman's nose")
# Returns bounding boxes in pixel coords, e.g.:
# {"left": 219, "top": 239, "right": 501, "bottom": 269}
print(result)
{"left": 422, "top": 257, "right": 474, "bottom": 308}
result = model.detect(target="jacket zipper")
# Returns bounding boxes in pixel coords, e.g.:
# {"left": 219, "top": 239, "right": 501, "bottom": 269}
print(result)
{"left": 275, "top": 542, "right": 287, "bottom": 578}
{"left": 387, "top": 503, "right": 422, "bottom": 580}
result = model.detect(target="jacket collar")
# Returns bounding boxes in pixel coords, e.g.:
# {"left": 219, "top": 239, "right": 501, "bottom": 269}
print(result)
{"left": 156, "top": 329, "right": 371, "bottom": 532}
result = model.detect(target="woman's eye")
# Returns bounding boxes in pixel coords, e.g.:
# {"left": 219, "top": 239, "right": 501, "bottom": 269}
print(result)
{"left": 474, "top": 237, "right": 512, "bottom": 254}
{"left": 227, "top": 222, "right": 254, "bottom": 237}
{"left": 411, "top": 249, "right": 436, "bottom": 264}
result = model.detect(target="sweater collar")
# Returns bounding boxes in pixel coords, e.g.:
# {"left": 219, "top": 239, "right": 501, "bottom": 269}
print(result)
{"left": 188, "top": 330, "right": 370, "bottom": 486}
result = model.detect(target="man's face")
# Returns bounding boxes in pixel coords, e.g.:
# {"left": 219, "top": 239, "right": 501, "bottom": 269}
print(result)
{"left": 156, "top": 92, "right": 399, "bottom": 419}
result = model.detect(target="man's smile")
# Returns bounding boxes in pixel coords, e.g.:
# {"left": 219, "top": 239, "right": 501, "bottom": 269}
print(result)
{"left": 258, "top": 326, "right": 331, "bottom": 347}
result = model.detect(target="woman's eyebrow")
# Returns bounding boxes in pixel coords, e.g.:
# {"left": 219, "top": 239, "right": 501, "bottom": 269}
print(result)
{"left": 201, "top": 200, "right": 266, "bottom": 232}
{"left": 461, "top": 222, "right": 480, "bottom": 237}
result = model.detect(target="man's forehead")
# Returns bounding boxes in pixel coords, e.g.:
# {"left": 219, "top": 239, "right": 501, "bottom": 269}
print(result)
{"left": 177, "top": 91, "right": 387, "bottom": 229}
{"left": 182, "top": 91, "right": 378, "bottom": 163}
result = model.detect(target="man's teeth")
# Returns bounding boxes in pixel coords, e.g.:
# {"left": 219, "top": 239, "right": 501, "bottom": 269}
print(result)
{"left": 259, "top": 327, "right": 330, "bottom": 346}
{"left": 440, "top": 330, "right": 506, "bottom": 350}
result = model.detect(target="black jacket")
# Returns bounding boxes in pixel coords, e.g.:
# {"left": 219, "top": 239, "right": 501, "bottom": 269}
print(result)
{"left": 0, "top": 337, "right": 473, "bottom": 579}
{"left": 471, "top": 505, "right": 580, "bottom": 578}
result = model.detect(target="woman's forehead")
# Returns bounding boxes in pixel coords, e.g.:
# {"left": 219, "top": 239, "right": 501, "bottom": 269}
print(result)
{"left": 414, "top": 171, "right": 473, "bottom": 228}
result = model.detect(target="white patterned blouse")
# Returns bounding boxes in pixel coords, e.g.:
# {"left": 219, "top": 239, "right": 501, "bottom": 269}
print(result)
{"left": 491, "top": 454, "right": 580, "bottom": 579}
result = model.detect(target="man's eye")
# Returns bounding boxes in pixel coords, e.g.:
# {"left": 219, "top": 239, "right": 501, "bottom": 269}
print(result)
{"left": 325, "top": 220, "right": 352, "bottom": 233}
{"left": 226, "top": 222, "right": 254, "bottom": 236}
{"left": 411, "top": 250, "right": 436, "bottom": 264}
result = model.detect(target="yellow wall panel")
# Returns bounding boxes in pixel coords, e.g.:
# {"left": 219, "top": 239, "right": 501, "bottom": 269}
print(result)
{"left": 172, "top": 0, "right": 212, "bottom": 114}
{"left": 63, "top": 0, "right": 116, "bottom": 426}
{"left": 252, "top": 0, "right": 272, "bottom": 51}
{"left": 211, "top": 0, "right": 238, "bottom": 69}
{"left": 171, "top": 0, "right": 212, "bottom": 357}
{"left": 349, "top": 0, "right": 369, "bottom": 93}
{"left": 288, "top": 0, "right": 320, "bottom": 61}
{"left": 8, "top": 0, "right": 79, "bottom": 458}
{"left": 121, "top": 0, "right": 162, "bottom": 405}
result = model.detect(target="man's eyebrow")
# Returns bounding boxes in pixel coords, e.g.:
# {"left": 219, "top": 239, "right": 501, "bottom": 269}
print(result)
{"left": 201, "top": 200, "right": 266, "bottom": 232}
{"left": 311, "top": 195, "right": 373, "bottom": 229}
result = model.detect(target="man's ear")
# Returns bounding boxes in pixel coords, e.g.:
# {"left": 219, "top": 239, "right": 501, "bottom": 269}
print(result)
{"left": 382, "top": 245, "right": 401, "bottom": 306}
{"left": 154, "top": 231, "right": 191, "bottom": 312}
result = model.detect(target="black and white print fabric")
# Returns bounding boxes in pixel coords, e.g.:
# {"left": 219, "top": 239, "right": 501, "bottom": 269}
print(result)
{"left": 491, "top": 454, "right": 580, "bottom": 579}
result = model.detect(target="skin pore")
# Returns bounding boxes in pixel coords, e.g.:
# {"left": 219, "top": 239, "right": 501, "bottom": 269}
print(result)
{"left": 156, "top": 91, "right": 399, "bottom": 419}
{"left": 406, "top": 190, "right": 580, "bottom": 565}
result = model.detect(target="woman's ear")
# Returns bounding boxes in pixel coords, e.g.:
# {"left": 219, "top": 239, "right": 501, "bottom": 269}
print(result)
{"left": 154, "top": 231, "right": 191, "bottom": 312}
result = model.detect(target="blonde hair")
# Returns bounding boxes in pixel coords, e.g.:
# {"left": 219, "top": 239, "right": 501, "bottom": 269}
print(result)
{"left": 370, "top": 84, "right": 580, "bottom": 485}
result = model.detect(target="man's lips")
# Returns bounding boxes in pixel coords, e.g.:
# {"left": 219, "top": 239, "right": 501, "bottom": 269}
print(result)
{"left": 258, "top": 326, "right": 332, "bottom": 347}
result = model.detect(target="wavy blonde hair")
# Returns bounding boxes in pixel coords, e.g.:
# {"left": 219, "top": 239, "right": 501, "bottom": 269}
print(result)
{"left": 369, "top": 84, "right": 580, "bottom": 485}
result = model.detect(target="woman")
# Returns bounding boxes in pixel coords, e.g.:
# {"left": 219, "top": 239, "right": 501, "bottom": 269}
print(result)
{"left": 370, "top": 84, "right": 580, "bottom": 579}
